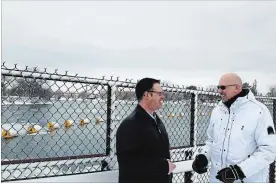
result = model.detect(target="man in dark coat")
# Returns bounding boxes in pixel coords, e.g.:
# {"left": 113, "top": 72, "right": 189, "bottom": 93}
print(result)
{"left": 116, "top": 77, "right": 176, "bottom": 183}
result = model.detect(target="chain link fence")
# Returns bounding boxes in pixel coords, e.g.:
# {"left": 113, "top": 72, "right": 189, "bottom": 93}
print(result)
{"left": 1, "top": 63, "right": 276, "bottom": 182}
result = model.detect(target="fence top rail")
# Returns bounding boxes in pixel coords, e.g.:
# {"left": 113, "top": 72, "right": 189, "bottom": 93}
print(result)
{"left": 1, "top": 63, "right": 137, "bottom": 87}
{"left": 2, "top": 62, "right": 276, "bottom": 99}
{"left": 256, "top": 96, "right": 276, "bottom": 100}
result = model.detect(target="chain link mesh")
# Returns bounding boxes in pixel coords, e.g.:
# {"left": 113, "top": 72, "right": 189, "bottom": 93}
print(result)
{"left": 1, "top": 63, "right": 275, "bottom": 182}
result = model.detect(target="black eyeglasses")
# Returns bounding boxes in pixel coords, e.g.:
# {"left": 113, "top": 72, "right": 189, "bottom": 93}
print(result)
{"left": 148, "top": 90, "right": 165, "bottom": 96}
{"left": 217, "top": 84, "right": 237, "bottom": 90}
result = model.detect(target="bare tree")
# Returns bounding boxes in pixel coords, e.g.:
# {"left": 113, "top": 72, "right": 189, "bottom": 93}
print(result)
{"left": 186, "top": 85, "right": 197, "bottom": 90}
{"left": 266, "top": 85, "right": 276, "bottom": 97}
{"left": 54, "top": 90, "right": 64, "bottom": 100}
{"left": 242, "top": 82, "right": 251, "bottom": 89}
{"left": 9, "top": 78, "right": 53, "bottom": 99}
{"left": 79, "top": 91, "right": 91, "bottom": 99}
{"left": 243, "top": 81, "right": 258, "bottom": 95}
{"left": 207, "top": 85, "right": 217, "bottom": 92}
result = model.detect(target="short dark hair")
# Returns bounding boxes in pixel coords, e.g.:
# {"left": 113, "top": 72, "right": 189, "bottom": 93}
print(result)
{"left": 135, "top": 78, "right": 160, "bottom": 101}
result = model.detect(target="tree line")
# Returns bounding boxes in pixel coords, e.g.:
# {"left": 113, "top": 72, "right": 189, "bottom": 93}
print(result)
{"left": 1, "top": 76, "right": 53, "bottom": 100}
{"left": 1, "top": 75, "right": 276, "bottom": 101}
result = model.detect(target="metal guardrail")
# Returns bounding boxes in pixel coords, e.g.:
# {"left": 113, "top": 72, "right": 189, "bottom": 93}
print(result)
{"left": 1, "top": 63, "right": 275, "bottom": 182}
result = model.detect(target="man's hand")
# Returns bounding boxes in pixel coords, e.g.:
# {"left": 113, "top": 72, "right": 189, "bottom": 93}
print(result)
{"left": 192, "top": 154, "right": 208, "bottom": 174}
{"left": 167, "top": 160, "right": 176, "bottom": 174}
{"left": 216, "top": 165, "right": 246, "bottom": 183}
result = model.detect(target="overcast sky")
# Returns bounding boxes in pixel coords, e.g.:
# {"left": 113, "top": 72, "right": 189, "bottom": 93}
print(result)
{"left": 2, "top": 1, "right": 276, "bottom": 94}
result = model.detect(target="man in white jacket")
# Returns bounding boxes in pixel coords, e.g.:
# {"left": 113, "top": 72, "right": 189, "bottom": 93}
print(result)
{"left": 192, "top": 73, "right": 276, "bottom": 183}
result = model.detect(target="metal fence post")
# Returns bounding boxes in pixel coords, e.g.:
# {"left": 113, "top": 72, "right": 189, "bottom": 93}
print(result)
{"left": 184, "top": 93, "right": 196, "bottom": 183}
{"left": 194, "top": 93, "right": 198, "bottom": 148}
{"left": 190, "top": 93, "right": 195, "bottom": 147}
{"left": 269, "top": 99, "right": 276, "bottom": 183}
{"left": 105, "top": 85, "right": 112, "bottom": 156}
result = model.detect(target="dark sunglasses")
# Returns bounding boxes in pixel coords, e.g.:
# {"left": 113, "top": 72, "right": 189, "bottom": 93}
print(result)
{"left": 217, "top": 84, "right": 237, "bottom": 90}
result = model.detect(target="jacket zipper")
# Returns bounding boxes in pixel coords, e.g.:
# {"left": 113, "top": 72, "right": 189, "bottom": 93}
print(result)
{"left": 220, "top": 108, "right": 231, "bottom": 168}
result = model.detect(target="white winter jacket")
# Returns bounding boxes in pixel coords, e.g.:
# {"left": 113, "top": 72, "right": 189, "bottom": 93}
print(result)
{"left": 202, "top": 90, "right": 276, "bottom": 183}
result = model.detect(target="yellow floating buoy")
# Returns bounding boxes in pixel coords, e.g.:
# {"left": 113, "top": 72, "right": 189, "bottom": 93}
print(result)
{"left": 27, "top": 125, "right": 42, "bottom": 134}
{"left": 47, "top": 122, "right": 60, "bottom": 131}
{"left": 168, "top": 114, "right": 174, "bottom": 118}
{"left": 2, "top": 129, "right": 17, "bottom": 139}
{"left": 47, "top": 122, "right": 53, "bottom": 130}
{"left": 95, "top": 117, "right": 104, "bottom": 125}
{"left": 2, "top": 130, "right": 9, "bottom": 137}
{"left": 80, "top": 118, "right": 89, "bottom": 126}
{"left": 27, "top": 126, "right": 37, "bottom": 134}
{"left": 64, "top": 120, "right": 73, "bottom": 128}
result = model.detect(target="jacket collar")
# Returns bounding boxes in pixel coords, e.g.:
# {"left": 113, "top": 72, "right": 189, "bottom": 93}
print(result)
{"left": 218, "top": 89, "right": 256, "bottom": 110}
{"left": 223, "top": 88, "right": 249, "bottom": 108}
{"left": 135, "top": 104, "right": 158, "bottom": 125}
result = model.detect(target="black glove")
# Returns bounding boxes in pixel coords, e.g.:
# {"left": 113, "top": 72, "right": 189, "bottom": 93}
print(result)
{"left": 192, "top": 154, "right": 208, "bottom": 174}
{"left": 216, "top": 165, "right": 246, "bottom": 183}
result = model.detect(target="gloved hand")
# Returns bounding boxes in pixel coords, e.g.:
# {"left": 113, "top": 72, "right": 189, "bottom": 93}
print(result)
{"left": 216, "top": 165, "right": 246, "bottom": 183}
{"left": 192, "top": 154, "right": 208, "bottom": 174}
